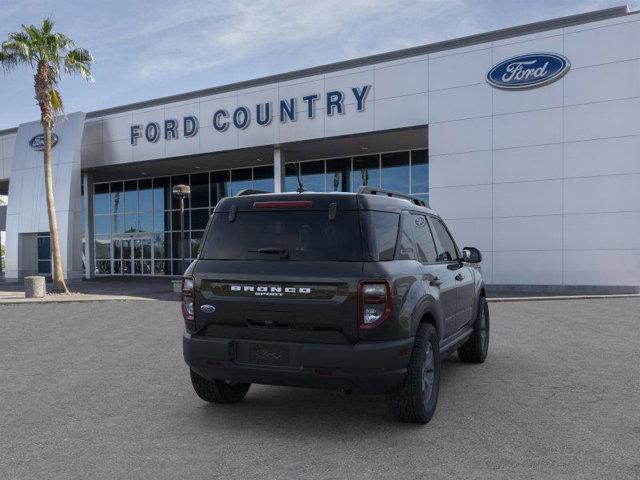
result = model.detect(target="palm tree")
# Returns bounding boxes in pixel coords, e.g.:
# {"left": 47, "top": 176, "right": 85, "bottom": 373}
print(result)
{"left": 0, "top": 18, "right": 93, "bottom": 293}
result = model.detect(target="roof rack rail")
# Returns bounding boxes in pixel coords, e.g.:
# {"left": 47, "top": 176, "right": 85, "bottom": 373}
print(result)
{"left": 235, "top": 189, "right": 269, "bottom": 197}
{"left": 357, "top": 186, "right": 428, "bottom": 208}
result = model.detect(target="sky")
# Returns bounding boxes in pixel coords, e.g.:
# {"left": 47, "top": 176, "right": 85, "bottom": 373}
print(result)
{"left": 0, "top": 0, "right": 638, "bottom": 130}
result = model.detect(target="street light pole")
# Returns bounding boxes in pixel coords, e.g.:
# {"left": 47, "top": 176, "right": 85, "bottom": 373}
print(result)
{"left": 172, "top": 184, "right": 191, "bottom": 275}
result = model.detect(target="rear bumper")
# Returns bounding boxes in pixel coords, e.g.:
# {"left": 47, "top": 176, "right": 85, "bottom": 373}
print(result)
{"left": 183, "top": 333, "right": 414, "bottom": 394}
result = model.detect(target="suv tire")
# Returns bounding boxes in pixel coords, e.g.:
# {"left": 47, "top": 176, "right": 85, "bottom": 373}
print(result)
{"left": 458, "top": 296, "right": 489, "bottom": 364}
{"left": 190, "top": 369, "right": 251, "bottom": 404}
{"left": 386, "top": 323, "right": 440, "bottom": 424}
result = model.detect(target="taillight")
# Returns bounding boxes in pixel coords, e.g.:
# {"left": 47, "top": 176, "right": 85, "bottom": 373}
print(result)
{"left": 181, "top": 276, "right": 194, "bottom": 322}
{"left": 358, "top": 281, "right": 393, "bottom": 330}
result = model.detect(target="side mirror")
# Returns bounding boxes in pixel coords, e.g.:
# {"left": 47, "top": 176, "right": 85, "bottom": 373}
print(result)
{"left": 462, "top": 247, "right": 482, "bottom": 263}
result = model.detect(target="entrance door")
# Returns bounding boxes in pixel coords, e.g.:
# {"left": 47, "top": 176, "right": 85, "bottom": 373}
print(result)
{"left": 113, "top": 235, "right": 153, "bottom": 275}
{"left": 133, "top": 237, "right": 153, "bottom": 275}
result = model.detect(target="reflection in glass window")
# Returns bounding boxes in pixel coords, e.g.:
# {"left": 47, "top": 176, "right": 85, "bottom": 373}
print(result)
{"left": 124, "top": 213, "right": 138, "bottom": 233}
{"left": 153, "top": 233, "right": 169, "bottom": 258}
{"left": 138, "top": 179, "right": 153, "bottom": 212}
{"left": 124, "top": 180, "right": 138, "bottom": 213}
{"left": 94, "top": 215, "right": 111, "bottom": 235}
{"left": 171, "top": 210, "right": 190, "bottom": 232}
{"left": 153, "top": 177, "right": 171, "bottom": 212}
{"left": 300, "top": 161, "right": 325, "bottom": 192}
{"left": 154, "top": 260, "right": 169, "bottom": 275}
{"left": 112, "top": 214, "right": 125, "bottom": 234}
{"left": 230, "top": 168, "right": 252, "bottom": 195}
{"left": 111, "top": 182, "right": 123, "bottom": 215}
{"left": 326, "top": 158, "right": 350, "bottom": 192}
{"left": 95, "top": 236, "right": 111, "bottom": 259}
{"left": 190, "top": 209, "right": 210, "bottom": 230}
{"left": 153, "top": 211, "right": 167, "bottom": 232}
{"left": 96, "top": 260, "right": 111, "bottom": 275}
{"left": 253, "top": 166, "right": 274, "bottom": 192}
{"left": 190, "top": 231, "right": 203, "bottom": 258}
{"left": 353, "top": 155, "right": 380, "bottom": 191}
{"left": 285, "top": 163, "right": 301, "bottom": 192}
{"left": 190, "top": 173, "right": 209, "bottom": 208}
{"left": 381, "top": 152, "right": 410, "bottom": 193}
{"left": 210, "top": 171, "right": 230, "bottom": 206}
{"left": 94, "top": 183, "right": 110, "bottom": 215}
{"left": 139, "top": 213, "right": 153, "bottom": 232}
{"left": 411, "top": 150, "right": 429, "bottom": 194}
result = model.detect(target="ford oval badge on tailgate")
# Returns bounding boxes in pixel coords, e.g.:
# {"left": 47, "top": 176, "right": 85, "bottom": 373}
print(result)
{"left": 200, "top": 304, "right": 216, "bottom": 314}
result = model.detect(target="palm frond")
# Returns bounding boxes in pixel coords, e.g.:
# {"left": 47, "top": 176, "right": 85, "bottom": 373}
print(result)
{"left": 50, "top": 87, "right": 64, "bottom": 113}
{"left": 64, "top": 47, "right": 94, "bottom": 81}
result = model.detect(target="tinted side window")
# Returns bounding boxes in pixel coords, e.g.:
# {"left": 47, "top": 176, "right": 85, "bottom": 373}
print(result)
{"left": 397, "top": 213, "right": 416, "bottom": 260}
{"left": 362, "top": 211, "right": 399, "bottom": 261}
{"left": 413, "top": 214, "right": 438, "bottom": 263}
{"left": 429, "top": 217, "right": 458, "bottom": 262}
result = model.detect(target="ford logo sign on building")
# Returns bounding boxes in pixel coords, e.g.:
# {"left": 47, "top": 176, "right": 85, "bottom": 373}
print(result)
{"left": 29, "top": 133, "right": 59, "bottom": 151}
{"left": 487, "top": 53, "right": 570, "bottom": 90}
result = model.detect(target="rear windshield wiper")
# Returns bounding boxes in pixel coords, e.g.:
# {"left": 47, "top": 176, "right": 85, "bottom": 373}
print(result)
{"left": 249, "top": 247, "right": 290, "bottom": 259}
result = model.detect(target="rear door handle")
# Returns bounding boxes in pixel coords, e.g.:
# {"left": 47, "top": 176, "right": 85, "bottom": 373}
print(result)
{"left": 429, "top": 277, "right": 442, "bottom": 287}
{"left": 455, "top": 273, "right": 464, "bottom": 281}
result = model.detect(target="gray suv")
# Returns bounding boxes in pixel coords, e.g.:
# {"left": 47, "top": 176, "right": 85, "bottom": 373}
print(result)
{"left": 181, "top": 187, "right": 489, "bottom": 424}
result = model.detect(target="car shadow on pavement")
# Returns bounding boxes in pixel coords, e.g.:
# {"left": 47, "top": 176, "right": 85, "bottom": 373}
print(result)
{"left": 187, "top": 357, "right": 471, "bottom": 435}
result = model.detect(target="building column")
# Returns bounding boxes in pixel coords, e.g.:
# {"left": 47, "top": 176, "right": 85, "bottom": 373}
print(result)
{"left": 273, "top": 146, "right": 285, "bottom": 193}
{"left": 82, "top": 172, "right": 94, "bottom": 279}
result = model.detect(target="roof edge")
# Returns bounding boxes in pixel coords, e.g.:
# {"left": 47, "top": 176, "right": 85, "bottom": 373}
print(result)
{"left": 0, "top": 4, "right": 630, "bottom": 134}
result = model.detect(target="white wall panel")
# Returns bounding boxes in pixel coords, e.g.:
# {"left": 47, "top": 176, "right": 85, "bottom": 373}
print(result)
{"left": 564, "top": 59, "right": 640, "bottom": 106}
{"left": 564, "top": 250, "right": 640, "bottom": 286}
{"left": 199, "top": 125, "right": 238, "bottom": 153}
{"left": 279, "top": 112, "right": 325, "bottom": 143}
{"left": 444, "top": 218, "right": 492, "bottom": 252}
{"left": 493, "top": 108, "right": 562, "bottom": 149}
{"left": 429, "top": 48, "right": 492, "bottom": 91}
{"left": 429, "top": 150, "right": 492, "bottom": 188}
{"left": 493, "top": 143, "right": 563, "bottom": 183}
{"left": 102, "top": 114, "right": 133, "bottom": 143}
{"left": 564, "top": 20, "right": 640, "bottom": 68}
{"left": 565, "top": 97, "right": 640, "bottom": 142}
{"left": 82, "top": 120, "right": 102, "bottom": 145}
{"left": 374, "top": 60, "right": 428, "bottom": 100}
{"left": 430, "top": 184, "right": 492, "bottom": 219}
{"left": 564, "top": 174, "right": 640, "bottom": 214}
{"left": 493, "top": 215, "right": 563, "bottom": 251}
{"left": 492, "top": 80, "right": 563, "bottom": 115}
{"left": 564, "top": 136, "right": 640, "bottom": 178}
{"left": 564, "top": 212, "right": 640, "bottom": 250}
{"left": 102, "top": 139, "right": 133, "bottom": 164}
{"left": 429, "top": 116, "right": 491, "bottom": 155}
{"left": 492, "top": 33, "right": 563, "bottom": 60}
{"left": 373, "top": 93, "right": 428, "bottom": 131}
{"left": 493, "top": 251, "right": 563, "bottom": 285}
{"left": 493, "top": 180, "right": 562, "bottom": 217}
{"left": 429, "top": 83, "right": 491, "bottom": 123}
{"left": 324, "top": 68, "right": 374, "bottom": 107}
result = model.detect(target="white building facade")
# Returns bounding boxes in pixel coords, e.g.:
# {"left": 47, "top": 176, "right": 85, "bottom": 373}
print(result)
{"left": 0, "top": 6, "right": 639, "bottom": 293}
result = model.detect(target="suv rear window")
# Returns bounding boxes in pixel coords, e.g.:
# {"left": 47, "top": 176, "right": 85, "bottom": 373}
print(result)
{"left": 200, "top": 211, "right": 364, "bottom": 261}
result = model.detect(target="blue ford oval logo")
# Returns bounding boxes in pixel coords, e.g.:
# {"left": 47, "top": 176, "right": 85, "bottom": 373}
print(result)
{"left": 29, "top": 133, "right": 59, "bottom": 151}
{"left": 200, "top": 304, "right": 216, "bottom": 314}
{"left": 487, "top": 53, "right": 570, "bottom": 90}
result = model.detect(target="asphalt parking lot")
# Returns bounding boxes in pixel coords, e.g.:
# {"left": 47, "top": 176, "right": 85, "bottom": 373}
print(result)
{"left": 1, "top": 297, "right": 639, "bottom": 479}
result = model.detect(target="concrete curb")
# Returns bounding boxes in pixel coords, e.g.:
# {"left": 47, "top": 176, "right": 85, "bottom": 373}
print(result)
{"left": 0, "top": 295, "right": 155, "bottom": 305}
{"left": 488, "top": 294, "right": 640, "bottom": 303}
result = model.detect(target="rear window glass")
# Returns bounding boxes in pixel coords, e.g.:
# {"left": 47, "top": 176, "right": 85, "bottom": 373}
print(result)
{"left": 200, "top": 211, "right": 364, "bottom": 261}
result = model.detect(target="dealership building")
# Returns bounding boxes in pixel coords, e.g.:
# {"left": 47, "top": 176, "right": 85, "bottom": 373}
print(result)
{"left": 0, "top": 5, "right": 639, "bottom": 292}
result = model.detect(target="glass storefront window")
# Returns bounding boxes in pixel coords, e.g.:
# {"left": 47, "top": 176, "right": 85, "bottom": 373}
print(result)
{"left": 153, "top": 177, "right": 171, "bottom": 211}
{"left": 326, "top": 158, "right": 351, "bottom": 192}
{"left": 230, "top": 168, "right": 252, "bottom": 195}
{"left": 210, "top": 171, "right": 230, "bottom": 206}
{"left": 138, "top": 178, "right": 153, "bottom": 212}
{"left": 124, "top": 180, "right": 138, "bottom": 213}
{"left": 353, "top": 155, "right": 380, "bottom": 191}
{"left": 91, "top": 148, "right": 427, "bottom": 276}
{"left": 94, "top": 183, "right": 110, "bottom": 215}
{"left": 253, "top": 166, "right": 274, "bottom": 192}
{"left": 111, "top": 182, "right": 123, "bottom": 215}
{"left": 190, "top": 173, "right": 209, "bottom": 208}
{"left": 381, "top": 151, "right": 410, "bottom": 193}
{"left": 411, "top": 149, "right": 429, "bottom": 194}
